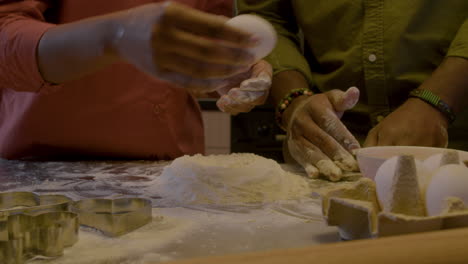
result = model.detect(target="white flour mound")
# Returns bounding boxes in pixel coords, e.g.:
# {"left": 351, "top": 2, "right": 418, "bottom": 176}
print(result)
{"left": 155, "top": 153, "right": 310, "bottom": 205}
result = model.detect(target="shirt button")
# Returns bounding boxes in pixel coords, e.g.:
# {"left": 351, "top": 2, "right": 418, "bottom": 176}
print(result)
{"left": 368, "top": 54, "right": 377, "bottom": 62}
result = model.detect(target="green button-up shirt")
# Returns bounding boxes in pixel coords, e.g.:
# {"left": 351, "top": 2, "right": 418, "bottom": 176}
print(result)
{"left": 236, "top": 0, "right": 468, "bottom": 132}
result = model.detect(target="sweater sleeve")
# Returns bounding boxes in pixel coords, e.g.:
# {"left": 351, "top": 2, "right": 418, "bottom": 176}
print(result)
{"left": 0, "top": 1, "right": 60, "bottom": 92}
{"left": 235, "top": 0, "right": 314, "bottom": 86}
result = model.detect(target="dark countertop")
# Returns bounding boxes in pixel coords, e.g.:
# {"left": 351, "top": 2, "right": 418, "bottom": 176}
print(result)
{"left": 0, "top": 159, "right": 170, "bottom": 202}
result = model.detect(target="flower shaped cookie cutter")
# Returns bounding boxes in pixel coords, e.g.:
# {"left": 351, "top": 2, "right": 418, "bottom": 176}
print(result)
{"left": 0, "top": 192, "right": 78, "bottom": 264}
{"left": 0, "top": 192, "right": 153, "bottom": 263}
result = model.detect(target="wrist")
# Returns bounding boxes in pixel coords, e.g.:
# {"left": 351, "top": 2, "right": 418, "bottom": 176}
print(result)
{"left": 275, "top": 89, "right": 313, "bottom": 130}
{"left": 408, "top": 88, "right": 456, "bottom": 124}
{"left": 282, "top": 95, "right": 310, "bottom": 128}
{"left": 407, "top": 98, "right": 449, "bottom": 128}
{"left": 105, "top": 12, "right": 129, "bottom": 61}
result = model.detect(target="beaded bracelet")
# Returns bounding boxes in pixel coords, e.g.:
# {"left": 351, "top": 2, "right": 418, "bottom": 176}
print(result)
{"left": 275, "top": 88, "right": 313, "bottom": 131}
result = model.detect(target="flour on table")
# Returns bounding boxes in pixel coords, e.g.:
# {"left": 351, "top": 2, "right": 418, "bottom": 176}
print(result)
{"left": 153, "top": 153, "right": 310, "bottom": 205}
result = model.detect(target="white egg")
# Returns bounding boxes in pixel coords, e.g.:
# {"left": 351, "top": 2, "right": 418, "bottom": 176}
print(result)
{"left": 423, "top": 153, "right": 444, "bottom": 173}
{"left": 425, "top": 164, "right": 468, "bottom": 216}
{"left": 423, "top": 151, "right": 462, "bottom": 171}
{"left": 375, "top": 155, "right": 427, "bottom": 213}
{"left": 226, "top": 14, "right": 277, "bottom": 61}
{"left": 422, "top": 151, "right": 463, "bottom": 194}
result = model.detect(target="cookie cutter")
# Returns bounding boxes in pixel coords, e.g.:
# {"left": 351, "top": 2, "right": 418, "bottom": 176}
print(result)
{"left": 0, "top": 192, "right": 153, "bottom": 263}
{"left": 73, "top": 197, "right": 152, "bottom": 237}
{"left": 0, "top": 192, "right": 78, "bottom": 264}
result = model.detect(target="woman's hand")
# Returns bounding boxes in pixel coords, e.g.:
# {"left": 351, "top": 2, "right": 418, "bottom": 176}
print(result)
{"left": 37, "top": 2, "right": 256, "bottom": 89}
{"left": 364, "top": 98, "right": 449, "bottom": 147}
{"left": 216, "top": 60, "right": 272, "bottom": 115}
{"left": 111, "top": 2, "right": 256, "bottom": 94}
{"left": 284, "top": 87, "right": 361, "bottom": 181}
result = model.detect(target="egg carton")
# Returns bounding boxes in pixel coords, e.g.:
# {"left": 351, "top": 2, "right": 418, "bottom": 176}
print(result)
{"left": 0, "top": 192, "right": 153, "bottom": 264}
{"left": 320, "top": 177, "right": 468, "bottom": 240}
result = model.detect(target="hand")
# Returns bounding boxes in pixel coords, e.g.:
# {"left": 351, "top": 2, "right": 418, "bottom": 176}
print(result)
{"left": 284, "top": 87, "right": 360, "bottom": 181}
{"left": 364, "top": 98, "right": 449, "bottom": 147}
{"left": 216, "top": 60, "right": 272, "bottom": 115}
{"left": 110, "top": 2, "right": 256, "bottom": 94}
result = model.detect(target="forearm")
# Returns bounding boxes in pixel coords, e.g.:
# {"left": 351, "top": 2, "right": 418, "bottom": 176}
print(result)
{"left": 37, "top": 14, "right": 120, "bottom": 84}
{"left": 418, "top": 56, "right": 468, "bottom": 115}
{"left": 270, "top": 70, "right": 310, "bottom": 105}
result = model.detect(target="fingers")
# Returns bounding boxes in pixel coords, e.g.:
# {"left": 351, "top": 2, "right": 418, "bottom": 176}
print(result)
{"left": 295, "top": 112, "right": 359, "bottom": 172}
{"left": 158, "top": 71, "right": 229, "bottom": 93}
{"left": 156, "top": 52, "right": 250, "bottom": 79}
{"left": 287, "top": 136, "right": 342, "bottom": 181}
{"left": 327, "top": 86, "right": 360, "bottom": 112}
{"left": 250, "top": 60, "right": 273, "bottom": 78}
{"left": 163, "top": 2, "right": 256, "bottom": 46}
{"left": 239, "top": 72, "right": 271, "bottom": 92}
{"left": 161, "top": 27, "right": 255, "bottom": 66}
{"left": 217, "top": 94, "right": 255, "bottom": 115}
{"left": 363, "top": 128, "right": 379, "bottom": 147}
{"left": 216, "top": 63, "right": 271, "bottom": 114}
{"left": 216, "top": 70, "right": 253, "bottom": 96}
{"left": 301, "top": 101, "right": 360, "bottom": 166}
{"left": 307, "top": 91, "right": 361, "bottom": 152}
{"left": 217, "top": 85, "right": 269, "bottom": 114}
{"left": 317, "top": 108, "right": 361, "bottom": 152}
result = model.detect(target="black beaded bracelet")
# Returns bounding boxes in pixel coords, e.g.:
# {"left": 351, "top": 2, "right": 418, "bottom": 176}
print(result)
{"left": 409, "top": 89, "right": 456, "bottom": 124}
{"left": 275, "top": 88, "right": 313, "bottom": 131}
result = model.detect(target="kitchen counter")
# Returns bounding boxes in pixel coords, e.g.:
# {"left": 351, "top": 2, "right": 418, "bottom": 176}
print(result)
{"left": 0, "top": 159, "right": 342, "bottom": 264}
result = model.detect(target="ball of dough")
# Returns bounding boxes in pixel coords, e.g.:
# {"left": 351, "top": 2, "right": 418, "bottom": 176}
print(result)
{"left": 226, "top": 14, "right": 277, "bottom": 61}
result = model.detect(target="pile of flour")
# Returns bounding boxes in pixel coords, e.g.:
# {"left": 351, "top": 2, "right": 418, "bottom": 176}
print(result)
{"left": 153, "top": 153, "right": 310, "bottom": 205}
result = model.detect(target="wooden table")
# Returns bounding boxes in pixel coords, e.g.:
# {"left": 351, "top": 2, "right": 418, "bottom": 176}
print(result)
{"left": 165, "top": 227, "right": 468, "bottom": 264}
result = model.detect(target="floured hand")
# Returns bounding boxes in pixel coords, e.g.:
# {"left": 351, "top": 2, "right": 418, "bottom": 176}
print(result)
{"left": 284, "top": 87, "right": 361, "bottom": 181}
{"left": 216, "top": 60, "right": 272, "bottom": 115}
{"left": 111, "top": 2, "right": 256, "bottom": 95}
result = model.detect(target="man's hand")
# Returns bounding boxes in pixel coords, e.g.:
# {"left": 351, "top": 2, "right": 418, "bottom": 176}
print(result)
{"left": 364, "top": 98, "right": 449, "bottom": 147}
{"left": 216, "top": 60, "right": 272, "bottom": 115}
{"left": 284, "top": 87, "right": 361, "bottom": 181}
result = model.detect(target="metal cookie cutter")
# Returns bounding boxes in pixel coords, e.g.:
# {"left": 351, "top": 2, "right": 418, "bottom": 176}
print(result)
{"left": 73, "top": 198, "right": 152, "bottom": 237}
{"left": 0, "top": 192, "right": 78, "bottom": 264}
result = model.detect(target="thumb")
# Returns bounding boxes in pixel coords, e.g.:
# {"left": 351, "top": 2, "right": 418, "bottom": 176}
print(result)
{"left": 327, "top": 86, "right": 360, "bottom": 112}
{"left": 251, "top": 60, "right": 273, "bottom": 78}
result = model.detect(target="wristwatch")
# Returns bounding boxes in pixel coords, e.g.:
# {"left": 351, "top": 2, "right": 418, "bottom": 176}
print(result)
{"left": 409, "top": 89, "right": 456, "bottom": 124}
